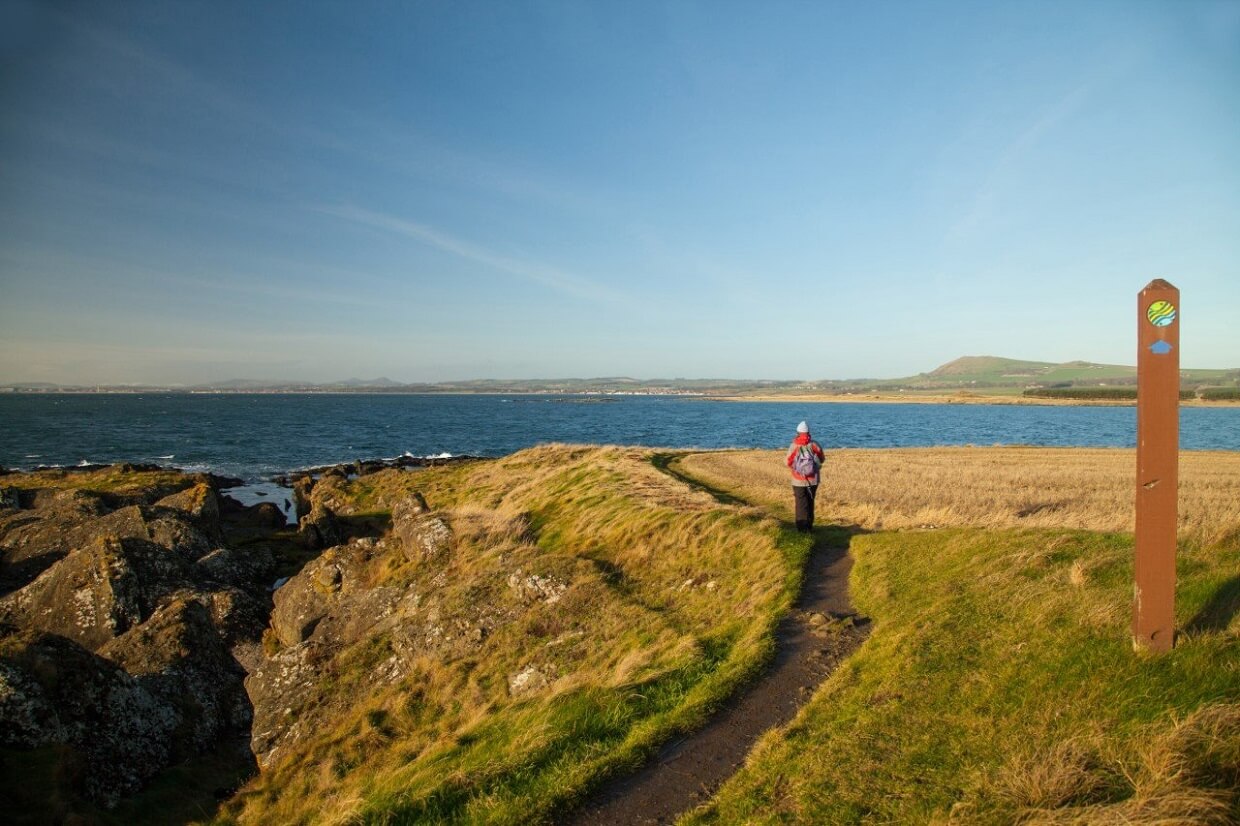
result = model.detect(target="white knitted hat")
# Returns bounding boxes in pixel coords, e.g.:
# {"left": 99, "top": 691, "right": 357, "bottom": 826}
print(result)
{"left": 796, "top": 421, "right": 809, "bottom": 433}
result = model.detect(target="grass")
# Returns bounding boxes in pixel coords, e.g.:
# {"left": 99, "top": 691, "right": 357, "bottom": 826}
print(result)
{"left": 679, "top": 447, "right": 1240, "bottom": 544}
{"left": 670, "top": 448, "right": 1240, "bottom": 825}
{"left": 681, "top": 528, "right": 1240, "bottom": 824}
{"left": 1, "top": 465, "right": 196, "bottom": 499}
{"left": 218, "top": 445, "right": 811, "bottom": 825}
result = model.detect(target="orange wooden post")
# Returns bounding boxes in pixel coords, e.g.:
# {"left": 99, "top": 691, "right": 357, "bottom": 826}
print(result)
{"left": 1134, "top": 279, "right": 1179, "bottom": 652}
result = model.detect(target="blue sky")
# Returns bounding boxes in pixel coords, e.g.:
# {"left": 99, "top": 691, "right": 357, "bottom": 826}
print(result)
{"left": 1, "top": 1, "right": 1237, "bottom": 384}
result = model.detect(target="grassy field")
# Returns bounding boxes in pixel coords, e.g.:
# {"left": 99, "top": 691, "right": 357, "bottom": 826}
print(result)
{"left": 670, "top": 448, "right": 1240, "bottom": 825}
{"left": 220, "top": 445, "right": 810, "bottom": 825}
{"left": 679, "top": 447, "right": 1240, "bottom": 544}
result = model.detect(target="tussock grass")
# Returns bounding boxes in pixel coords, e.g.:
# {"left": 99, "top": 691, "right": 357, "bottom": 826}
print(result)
{"left": 680, "top": 447, "right": 1240, "bottom": 543}
{"left": 220, "top": 445, "right": 809, "bottom": 825}
{"left": 680, "top": 526, "right": 1240, "bottom": 825}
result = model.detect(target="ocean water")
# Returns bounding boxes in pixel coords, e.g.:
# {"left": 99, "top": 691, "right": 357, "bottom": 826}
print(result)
{"left": 1, "top": 393, "right": 1237, "bottom": 481}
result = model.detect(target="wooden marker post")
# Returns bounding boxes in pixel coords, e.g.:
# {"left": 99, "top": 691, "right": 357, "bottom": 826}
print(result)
{"left": 1134, "top": 279, "right": 1179, "bottom": 652}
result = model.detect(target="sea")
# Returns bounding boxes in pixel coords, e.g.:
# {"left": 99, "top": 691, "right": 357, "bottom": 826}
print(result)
{"left": 2, "top": 393, "right": 1238, "bottom": 482}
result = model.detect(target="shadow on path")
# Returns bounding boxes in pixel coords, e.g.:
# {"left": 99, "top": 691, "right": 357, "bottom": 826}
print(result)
{"left": 568, "top": 460, "right": 869, "bottom": 825}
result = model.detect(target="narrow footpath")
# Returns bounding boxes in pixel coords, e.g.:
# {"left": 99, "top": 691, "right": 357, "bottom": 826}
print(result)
{"left": 569, "top": 528, "right": 868, "bottom": 825}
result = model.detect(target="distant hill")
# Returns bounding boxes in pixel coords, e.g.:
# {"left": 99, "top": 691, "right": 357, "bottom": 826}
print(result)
{"left": 927, "top": 356, "right": 1060, "bottom": 378}
{"left": 2, "top": 357, "right": 1236, "bottom": 395}
{"left": 901, "top": 355, "right": 1236, "bottom": 391}
{"left": 330, "top": 377, "right": 402, "bottom": 388}
{"left": 911, "top": 355, "right": 1138, "bottom": 388}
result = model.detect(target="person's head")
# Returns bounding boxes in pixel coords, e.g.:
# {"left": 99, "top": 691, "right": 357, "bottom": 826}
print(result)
{"left": 796, "top": 421, "right": 809, "bottom": 434}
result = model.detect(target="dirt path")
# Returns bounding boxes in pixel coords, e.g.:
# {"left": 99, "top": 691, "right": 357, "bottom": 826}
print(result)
{"left": 568, "top": 530, "right": 867, "bottom": 825}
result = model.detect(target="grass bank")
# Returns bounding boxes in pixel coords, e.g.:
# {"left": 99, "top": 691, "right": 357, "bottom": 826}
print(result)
{"left": 683, "top": 527, "right": 1239, "bottom": 824}
{"left": 671, "top": 448, "right": 1240, "bottom": 824}
{"left": 221, "top": 445, "right": 810, "bottom": 824}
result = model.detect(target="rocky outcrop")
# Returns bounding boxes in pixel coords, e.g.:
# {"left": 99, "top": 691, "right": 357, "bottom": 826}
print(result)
{"left": 291, "top": 476, "right": 314, "bottom": 520}
{"left": 0, "top": 488, "right": 112, "bottom": 594}
{"left": 297, "top": 502, "right": 343, "bottom": 550}
{"left": 196, "top": 544, "right": 275, "bottom": 594}
{"left": 98, "top": 598, "right": 250, "bottom": 759}
{"left": 270, "top": 538, "right": 384, "bottom": 647}
{"left": 0, "top": 535, "right": 146, "bottom": 650}
{"left": 392, "top": 493, "right": 453, "bottom": 561}
{"left": 0, "top": 627, "right": 178, "bottom": 807}
{"left": 0, "top": 466, "right": 281, "bottom": 807}
{"left": 507, "top": 570, "right": 569, "bottom": 605}
{"left": 219, "top": 497, "right": 287, "bottom": 544}
{"left": 156, "top": 483, "right": 223, "bottom": 544}
{"left": 248, "top": 494, "right": 470, "bottom": 767}
{"left": 244, "top": 489, "right": 586, "bottom": 769}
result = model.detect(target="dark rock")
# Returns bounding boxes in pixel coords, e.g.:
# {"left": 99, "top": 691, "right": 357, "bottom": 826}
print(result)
{"left": 246, "top": 501, "right": 286, "bottom": 529}
{"left": 1, "top": 490, "right": 109, "bottom": 594}
{"left": 207, "top": 474, "right": 244, "bottom": 490}
{"left": 0, "top": 487, "right": 19, "bottom": 510}
{"left": 118, "top": 463, "right": 163, "bottom": 474}
{"left": 0, "top": 467, "right": 286, "bottom": 811}
{"left": 195, "top": 545, "right": 275, "bottom": 596}
{"left": 220, "top": 499, "right": 287, "bottom": 543}
{"left": 355, "top": 460, "right": 385, "bottom": 477}
{"left": 0, "top": 627, "right": 177, "bottom": 806}
{"left": 98, "top": 599, "right": 249, "bottom": 760}
{"left": 71, "top": 503, "right": 216, "bottom": 561}
{"left": 155, "top": 483, "right": 222, "bottom": 537}
{"left": 269, "top": 541, "right": 374, "bottom": 647}
{"left": 291, "top": 476, "right": 314, "bottom": 520}
{"left": 0, "top": 536, "right": 145, "bottom": 651}
{"left": 194, "top": 586, "right": 270, "bottom": 650}
{"left": 297, "top": 502, "right": 343, "bottom": 551}
{"left": 244, "top": 640, "right": 329, "bottom": 768}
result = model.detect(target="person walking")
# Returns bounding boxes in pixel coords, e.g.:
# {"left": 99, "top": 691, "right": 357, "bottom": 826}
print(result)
{"left": 786, "top": 420, "right": 825, "bottom": 533}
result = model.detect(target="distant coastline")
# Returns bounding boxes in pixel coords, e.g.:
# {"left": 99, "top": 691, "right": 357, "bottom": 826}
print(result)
{"left": 5, "top": 388, "right": 1238, "bottom": 407}
{"left": 714, "top": 393, "right": 1240, "bottom": 407}
{"left": 4, "top": 354, "right": 1236, "bottom": 402}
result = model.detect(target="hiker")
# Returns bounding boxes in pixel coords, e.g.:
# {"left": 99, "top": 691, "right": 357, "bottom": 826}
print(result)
{"left": 786, "top": 420, "right": 825, "bottom": 533}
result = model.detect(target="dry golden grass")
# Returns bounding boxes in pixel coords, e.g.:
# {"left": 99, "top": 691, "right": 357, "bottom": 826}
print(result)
{"left": 222, "top": 444, "right": 805, "bottom": 825}
{"left": 982, "top": 703, "right": 1240, "bottom": 825}
{"left": 679, "top": 447, "right": 1240, "bottom": 543}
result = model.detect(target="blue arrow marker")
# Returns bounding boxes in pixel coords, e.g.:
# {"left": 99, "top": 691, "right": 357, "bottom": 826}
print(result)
{"left": 1150, "top": 340, "right": 1173, "bottom": 355}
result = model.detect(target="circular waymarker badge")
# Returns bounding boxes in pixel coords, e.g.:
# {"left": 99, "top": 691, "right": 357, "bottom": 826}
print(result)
{"left": 1147, "top": 300, "right": 1176, "bottom": 327}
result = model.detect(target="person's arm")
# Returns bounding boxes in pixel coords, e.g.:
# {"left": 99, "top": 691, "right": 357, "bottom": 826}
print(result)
{"left": 786, "top": 443, "right": 797, "bottom": 467}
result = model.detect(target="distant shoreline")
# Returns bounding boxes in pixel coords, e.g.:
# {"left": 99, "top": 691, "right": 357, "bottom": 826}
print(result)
{"left": 712, "top": 393, "right": 1240, "bottom": 407}
{"left": 3, "top": 388, "right": 1238, "bottom": 407}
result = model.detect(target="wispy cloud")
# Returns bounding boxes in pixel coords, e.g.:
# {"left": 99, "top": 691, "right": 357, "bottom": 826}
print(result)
{"left": 315, "top": 204, "right": 625, "bottom": 303}
{"left": 948, "top": 79, "right": 1098, "bottom": 243}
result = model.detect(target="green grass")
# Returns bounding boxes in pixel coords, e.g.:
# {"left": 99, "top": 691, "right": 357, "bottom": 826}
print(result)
{"left": 682, "top": 528, "right": 1240, "bottom": 824}
{"left": 219, "top": 446, "right": 813, "bottom": 824}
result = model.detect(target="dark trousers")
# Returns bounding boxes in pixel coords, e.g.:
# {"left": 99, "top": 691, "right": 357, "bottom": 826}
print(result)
{"left": 793, "top": 484, "right": 818, "bottom": 532}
